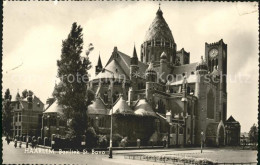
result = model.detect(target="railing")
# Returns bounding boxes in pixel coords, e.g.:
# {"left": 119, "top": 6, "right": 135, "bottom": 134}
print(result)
{"left": 216, "top": 163, "right": 257, "bottom": 165}
{"left": 124, "top": 154, "right": 257, "bottom": 165}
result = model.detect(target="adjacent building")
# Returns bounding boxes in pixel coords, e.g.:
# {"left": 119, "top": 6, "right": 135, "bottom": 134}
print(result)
{"left": 11, "top": 91, "right": 44, "bottom": 138}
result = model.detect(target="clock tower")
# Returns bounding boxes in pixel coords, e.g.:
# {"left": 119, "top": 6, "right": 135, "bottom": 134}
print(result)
{"left": 205, "top": 39, "right": 228, "bottom": 121}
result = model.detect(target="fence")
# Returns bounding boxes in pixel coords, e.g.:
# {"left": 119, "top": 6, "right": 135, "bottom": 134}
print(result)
{"left": 124, "top": 154, "right": 257, "bottom": 165}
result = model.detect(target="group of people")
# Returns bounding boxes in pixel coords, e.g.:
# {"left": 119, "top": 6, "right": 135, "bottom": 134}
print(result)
{"left": 5, "top": 135, "right": 38, "bottom": 149}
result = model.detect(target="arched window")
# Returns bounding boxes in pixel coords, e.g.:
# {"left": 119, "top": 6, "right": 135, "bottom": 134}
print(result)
{"left": 113, "top": 91, "right": 119, "bottom": 102}
{"left": 207, "top": 89, "right": 215, "bottom": 119}
{"left": 103, "top": 92, "right": 108, "bottom": 103}
{"left": 187, "top": 86, "right": 191, "bottom": 94}
{"left": 157, "top": 99, "right": 166, "bottom": 114}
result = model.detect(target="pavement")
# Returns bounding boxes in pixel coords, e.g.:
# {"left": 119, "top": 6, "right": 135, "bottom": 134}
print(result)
{"left": 2, "top": 139, "right": 163, "bottom": 164}
{"left": 2, "top": 137, "right": 257, "bottom": 164}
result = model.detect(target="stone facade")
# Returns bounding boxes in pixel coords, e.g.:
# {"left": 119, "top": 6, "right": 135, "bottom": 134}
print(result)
{"left": 86, "top": 6, "right": 240, "bottom": 147}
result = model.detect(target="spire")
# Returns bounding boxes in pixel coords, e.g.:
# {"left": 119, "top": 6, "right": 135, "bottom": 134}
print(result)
{"left": 130, "top": 45, "right": 138, "bottom": 65}
{"left": 156, "top": 3, "right": 163, "bottom": 17}
{"left": 95, "top": 53, "right": 103, "bottom": 75}
{"left": 133, "top": 45, "right": 137, "bottom": 58}
{"left": 97, "top": 53, "right": 103, "bottom": 68}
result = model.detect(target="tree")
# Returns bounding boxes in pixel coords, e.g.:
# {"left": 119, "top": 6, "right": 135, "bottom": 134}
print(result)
{"left": 249, "top": 123, "right": 258, "bottom": 146}
{"left": 2, "top": 89, "right": 13, "bottom": 136}
{"left": 22, "top": 89, "right": 28, "bottom": 98}
{"left": 53, "top": 22, "right": 94, "bottom": 138}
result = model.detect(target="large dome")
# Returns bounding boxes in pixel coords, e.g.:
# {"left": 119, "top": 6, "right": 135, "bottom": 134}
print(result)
{"left": 144, "top": 7, "right": 174, "bottom": 43}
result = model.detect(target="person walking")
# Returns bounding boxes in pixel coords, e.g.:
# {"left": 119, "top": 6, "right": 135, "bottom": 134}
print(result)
{"left": 19, "top": 139, "right": 22, "bottom": 148}
{"left": 33, "top": 138, "right": 37, "bottom": 149}
{"left": 14, "top": 138, "right": 17, "bottom": 148}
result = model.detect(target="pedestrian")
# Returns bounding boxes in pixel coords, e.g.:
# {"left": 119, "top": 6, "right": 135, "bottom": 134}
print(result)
{"left": 5, "top": 135, "right": 10, "bottom": 145}
{"left": 14, "top": 138, "right": 17, "bottom": 148}
{"left": 7, "top": 137, "right": 10, "bottom": 145}
{"left": 33, "top": 138, "right": 37, "bottom": 148}
{"left": 19, "top": 140, "right": 22, "bottom": 148}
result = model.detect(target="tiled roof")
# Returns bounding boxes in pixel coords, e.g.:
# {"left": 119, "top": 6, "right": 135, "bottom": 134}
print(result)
{"left": 134, "top": 99, "right": 157, "bottom": 117}
{"left": 170, "top": 74, "right": 197, "bottom": 86}
{"left": 43, "top": 100, "right": 63, "bottom": 115}
{"left": 87, "top": 97, "right": 108, "bottom": 115}
{"left": 110, "top": 96, "right": 134, "bottom": 115}
{"left": 91, "top": 49, "right": 148, "bottom": 80}
{"left": 226, "top": 115, "right": 238, "bottom": 123}
{"left": 94, "top": 60, "right": 128, "bottom": 80}
{"left": 144, "top": 8, "right": 174, "bottom": 42}
{"left": 169, "top": 99, "right": 183, "bottom": 114}
{"left": 172, "top": 63, "right": 197, "bottom": 76}
{"left": 117, "top": 51, "right": 148, "bottom": 75}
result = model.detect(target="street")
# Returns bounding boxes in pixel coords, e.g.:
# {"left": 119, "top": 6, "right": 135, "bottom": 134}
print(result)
{"left": 2, "top": 137, "right": 161, "bottom": 165}
{"left": 2, "top": 137, "right": 257, "bottom": 164}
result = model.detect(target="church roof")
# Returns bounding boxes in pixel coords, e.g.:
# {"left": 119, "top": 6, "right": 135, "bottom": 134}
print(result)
{"left": 226, "top": 115, "right": 239, "bottom": 123}
{"left": 97, "top": 54, "right": 103, "bottom": 68}
{"left": 170, "top": 74, "right": 197, "bottom": 86}
{"left": 169, "top": 99, "right": 183, "bottom": 114}
{"left": 110, "top": 96, "right": 135, "bottom": 115}
{"left": 87, "top": 97, "right": 108, "bottom": 115}
{"left": 43, "top": 100, "right": 63, "bottom": 115}
{"left": 134, "top": 99, "right": 157, "bottom": 117}
{"left": 172, "top": 63, "right": 197, "bottom": 76}
{"left": 144, "top": 7, "right": 174, "bottom": 43}
{"left": 94, "top": 60, "right": 128, "bottom": 80}
{"left": 91, "top": 48, "right": 148, "bottom": 80}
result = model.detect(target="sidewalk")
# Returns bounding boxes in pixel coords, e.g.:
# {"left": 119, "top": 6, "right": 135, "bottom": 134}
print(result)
{"left": 102, "top": 155, "right": 165, "bottom": 165}
{"left": 11, "top": 141, "right": 51, "bottom": 149}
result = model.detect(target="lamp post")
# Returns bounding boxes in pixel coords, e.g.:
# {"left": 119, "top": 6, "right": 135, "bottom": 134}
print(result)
{"left": 109, "top": 105, "right": 113, "bottom": 158}
{"left": 201, "top": 131, "right": 204, "bottom": 153}
{"left": 108, "top": 71, "right": 114, "bottom": 159}
{"left": 200, "top": 107, "right": 204, "bottom": 153}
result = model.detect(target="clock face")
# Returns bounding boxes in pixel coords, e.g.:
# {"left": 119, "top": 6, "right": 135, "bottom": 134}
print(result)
{"left": 209, "top": 49, "right": 218, "bottom": 58}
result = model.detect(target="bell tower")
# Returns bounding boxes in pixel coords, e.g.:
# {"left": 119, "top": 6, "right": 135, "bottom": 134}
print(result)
{"left": 205, "top": 39, "right": 227, "bottom": 121}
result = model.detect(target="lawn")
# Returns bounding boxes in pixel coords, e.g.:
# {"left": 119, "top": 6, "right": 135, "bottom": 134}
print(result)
{"left": 170, "top": 149, "right": 257, "bottom": 163}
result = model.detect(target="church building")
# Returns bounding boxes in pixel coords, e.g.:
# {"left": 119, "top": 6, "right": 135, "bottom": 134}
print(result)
{"left": 86, "top": 6, "right": 241, "bottom": 147}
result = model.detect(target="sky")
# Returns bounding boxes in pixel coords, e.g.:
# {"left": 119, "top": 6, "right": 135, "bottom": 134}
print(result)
{"left": 2, "top": 1, "right": 258, "bottom": 132}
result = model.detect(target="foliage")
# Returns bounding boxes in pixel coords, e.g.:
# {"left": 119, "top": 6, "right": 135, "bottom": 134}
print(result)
{"left": 105, "top": 133, "right": 123, "bottom": 147}
{"left": 249, "top": 123, "right": 258, "bottom": 145}
{"left": 2, "top": 89, "right": 13, "bottom": 136}
{"left": 53, "top": 22, "right": 94, "bottom": 137}
{"left": 22, "top": 89, "right": 28, "bottom": 98}
{"left": 98, "top": 135, "right": 108, "bottom": 148}
{"left": 85, "top": 127, "right": 98, "bottom": 148}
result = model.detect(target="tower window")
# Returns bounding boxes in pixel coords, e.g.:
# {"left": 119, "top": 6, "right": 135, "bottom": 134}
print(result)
{"left": 155, "top": 41, "right": 160, "bottom": 46}
{"left": 207, "top": 89, "right": 215, "bottom": 119}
